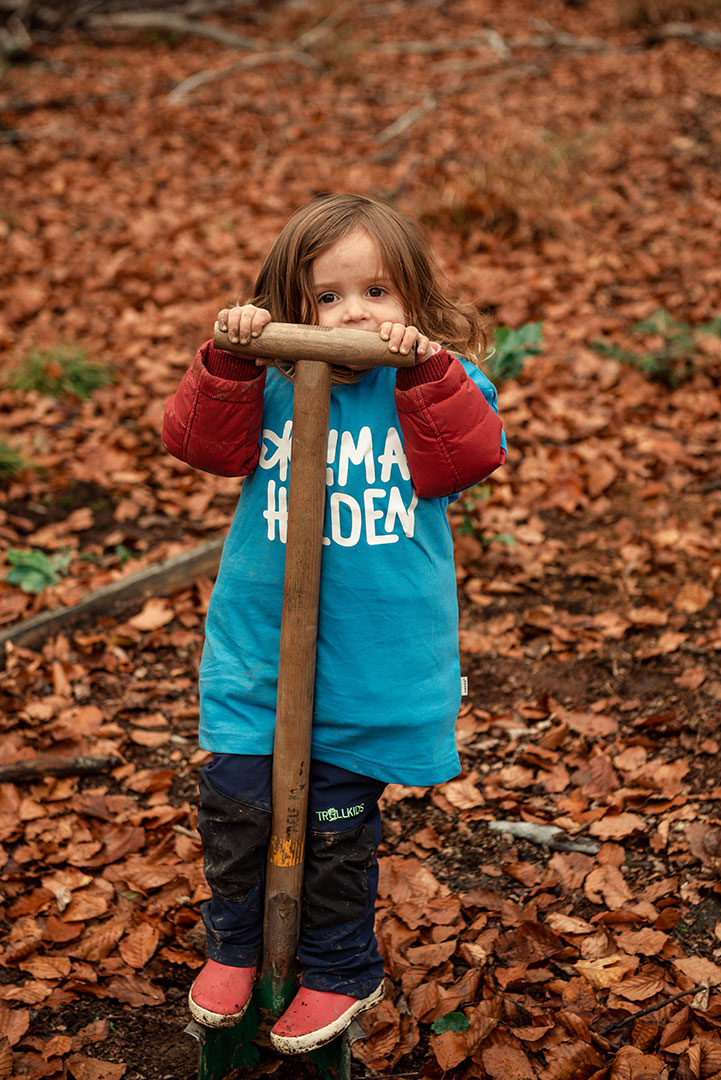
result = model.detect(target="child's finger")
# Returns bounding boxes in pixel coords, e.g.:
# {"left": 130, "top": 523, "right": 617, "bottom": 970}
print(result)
{"left": 229, "top": 305, "right": 260, "bottom": 344}
{"left": 225, "top": 307, "right": 244, "bottom": 341}
{"left": 384, "top": 322, "right": 408, "bottom": 353}
{"left": 415, "top": 334, "right": 432, "bottom": 357}
{"left": 251, "top": 310, "right": 272, "bottom": 337}
{"left": 397, "top": 325, "right": 420, "bottom": 355}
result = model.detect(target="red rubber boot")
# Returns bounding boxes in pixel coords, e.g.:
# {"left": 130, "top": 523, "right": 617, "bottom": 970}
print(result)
{"left": 188, "top": 959, "right": 257, "bottom": 1028}
{"left": 270, "top": 982, "right": 384, "bottom": 1054}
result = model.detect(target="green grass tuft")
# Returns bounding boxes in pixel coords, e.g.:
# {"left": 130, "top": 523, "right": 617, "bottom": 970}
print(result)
{"left": 7, "top": 345, "right": 111, "bottom": 398}
{"left": 592, "top": 309, "right": 721, "bottom": 388}
{"left": 486, "top": 322, "right": 543, "bottom": 385}
{"left": 0, "top": 440, "right": 28, "bottom": 482}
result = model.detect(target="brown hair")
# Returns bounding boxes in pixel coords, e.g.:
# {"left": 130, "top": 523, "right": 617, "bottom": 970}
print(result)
{"left": 246, "top": 194, "right": 487, "bottom": 380}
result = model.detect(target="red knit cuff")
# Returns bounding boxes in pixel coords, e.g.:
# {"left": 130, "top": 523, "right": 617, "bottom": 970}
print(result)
{"left": 203, "top": 345, "right": 262, "bottom": 381}
{"left": 395, "top": 349, "right": 451, "bottom": 389}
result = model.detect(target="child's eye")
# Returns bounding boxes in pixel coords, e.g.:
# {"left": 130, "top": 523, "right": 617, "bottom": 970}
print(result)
{"left": 317, "top": 292, "right": 338, "bottom": 305}
{"left": 367, "top": 286, "right": 386, "bottom": 298}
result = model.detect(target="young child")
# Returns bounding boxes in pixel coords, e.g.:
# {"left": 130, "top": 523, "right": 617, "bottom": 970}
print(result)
{"left": 162, "top": 193, "right": 506, "bottom": 1053}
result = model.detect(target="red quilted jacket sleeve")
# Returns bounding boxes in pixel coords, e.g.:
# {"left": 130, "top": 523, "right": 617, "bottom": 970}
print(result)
{"left": 161, "top": 341, "right": 266, "bottom": 477}
{"left": 395, "top": 351, "right": 506, "bottom": 499}
{"left": 162, "top": 343, "right": 504, "bottom": 497}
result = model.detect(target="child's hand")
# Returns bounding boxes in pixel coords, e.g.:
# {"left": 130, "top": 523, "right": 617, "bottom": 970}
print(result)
{"left": 378, "top": 322, "right": 441, "bottom": 358}
{"left": 216, "top": 305, "right": 272, "bottom": 347}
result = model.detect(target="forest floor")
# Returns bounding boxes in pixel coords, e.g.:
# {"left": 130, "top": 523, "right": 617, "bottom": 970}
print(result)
{"left": 2, "top": 1, "right": 721, "bottom": 1078}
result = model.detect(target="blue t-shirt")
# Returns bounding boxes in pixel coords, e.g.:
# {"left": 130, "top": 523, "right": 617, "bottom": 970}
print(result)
{"left": 198, "top": 361, "right": 501, "bottom": 785}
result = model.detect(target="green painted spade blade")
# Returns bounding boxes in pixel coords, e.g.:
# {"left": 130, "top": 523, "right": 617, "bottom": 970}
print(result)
{"left": 186, "top": 993, "right": 358, "bottom": 1080}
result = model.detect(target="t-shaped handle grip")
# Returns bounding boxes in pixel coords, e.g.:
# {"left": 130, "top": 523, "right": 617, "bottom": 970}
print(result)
{"left": 213, "top": 322, "right": 418, "bottom": 368}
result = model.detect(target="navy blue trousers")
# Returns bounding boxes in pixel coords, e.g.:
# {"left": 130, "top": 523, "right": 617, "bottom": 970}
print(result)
{"left": 197, "top": 753, "right": 386, "bottom": 998}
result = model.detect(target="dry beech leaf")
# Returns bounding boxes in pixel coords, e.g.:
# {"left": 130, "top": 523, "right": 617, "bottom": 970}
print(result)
{"left": 589, "top": 813, "right": 646, "bottom": 841}
{"left": 119, "top": 923, "right": 160, "bottom": 970}
{"left": 431, "top": 1030, "right": 469, "bottom": 1071}
{"left": 576, "top": 955, "right": 638, "bottom": 989}
{"left": 74, "top": 1019, "right": 112, "bottom": 1047}
{"left": 546, "top": 913, "right": 595, "bottom": 935}
{"left": 559, "top": 710, "right": 618, "bottom": 737}
{"left": 127, "top": 599, "right": 175, "bottom": 632}
{"left": 609, "top": 1046, "right": 667, "bottom": 1079}
{"left": 106, "top": 974, "right": 165, "bottom": 1007}
{"left": 45, "top": 1035, "right": 73, "bottom": 1057}
{"left": 18, "top": 955, "right": 72, "bottom": 979}
{"left": 584, "top": 865, "right": 634, "bottom": 908}
{"left": 674, "top": 666, "right": 706, "bottom": 690}
{"left": 672, "top": 956, "right": 721, "bottom": 986}
{"left": 538, "top": 1038, "right": 604, "bottom": 1079}
{"left": 408, "top": 981, "right": 439, "bottom": 1021}
{"left": 511, "top": 1024, "right": 554, "bottom": 1043}
{"left": 64, "top": 1053, "right": 127, "bottom": 1080}
{"left": 62, "top": 892, "right": 110, "bottom": 923}
{"left": 403, "top": 939, "right": 456, "bottom": 969}
{"left": 355, "top": 999, "right": 411, "bottom": 1070}
{"left": 614, "top": 974, "right": 666, "bottom": 1001}
{"left": 0, "top": 1004, "right": 30, "bottom": 1047}
{"left": 68, "top": 919, "right": 125, "bottom": 962}
{"left": 674, "top": 583, "right": 712, "bottom": 613}
{"left": 0, "top": 980, "right": 55, "bottom": 1005}
{"left": 615, "top": 929, "right": 668, "bottom": 956}
{"left": 129, "top": 729, "right": 170, "bottom": 748}
{"left": 0, "top": 1037, "right": 11, "bottom": 1080}
{"left": 438, "top": 775, "right": 484, "bottom": 809}
{"left": 482, "top": 1043, "right": 535, "bottom": 1080}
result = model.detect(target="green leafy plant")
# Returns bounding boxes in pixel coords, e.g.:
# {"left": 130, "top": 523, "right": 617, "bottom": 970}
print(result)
{"left": 457, "top": 483, "right": 491, "bottom": 537}
{"left": 486, "top": 321, "right": 543, "bottom": 384}
{"left": 0, "top": 440, "right": 27, "bottom": 482}
{"left": 5, "top": 548, "right": 72, "bottom": 593}
{"left": 456, "top": 483, "right": 515, "bottom": 549}
{"left": 432, "top": 1011, "right": 470, "bottom": 1034}
{"left": 7, "top": 345, "right": 111, "bottom": 398}
{"left": 591, "top": 309, "right": 721, "bottom": 387}
{"left": 114, "top": 543, "right": 141, "bottom": 566}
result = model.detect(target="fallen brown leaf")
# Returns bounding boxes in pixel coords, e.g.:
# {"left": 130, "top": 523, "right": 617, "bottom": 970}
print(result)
{"left": 64, "top": 1053, "right": 127, "bottom": 1080}
{"left": 431, "top": 1029, "right": 469, "bottom": 1071}
{"left": 118, "top": 923, "right": 160, "bottom": 969}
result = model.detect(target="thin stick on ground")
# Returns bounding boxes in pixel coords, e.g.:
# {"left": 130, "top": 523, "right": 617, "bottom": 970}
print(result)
{"left": 600, "top": 986, "right": 701, "bottom": 1036}
{"left": 0, "top": 753, "right": 123, "bottom": 784}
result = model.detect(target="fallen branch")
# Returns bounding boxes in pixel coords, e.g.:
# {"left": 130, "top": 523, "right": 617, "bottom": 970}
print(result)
{"left": 489, "top": 819, "right": 601, "bottom": 855}
{"left": 0, "top": 537, "right": 224, "bottom": 656}
{"left": 378, "top": 33, "right": 511, "bottom": 58}
{"left": 85, "top": 10, "right": 256, "bottom": 49}
{"left": 600, "top": 985, "right": 702, "bottom": 1036}
{"left": 0, "top": 753, "right": 123, "bottom": 784}
{"left": 375, "top": 95, "right": 437, "bottom": 146}
{"left": 292, "top": 0, "right": 353, "bottom": 50}
{"left": 378, "top": 30, "right": 608, "bottom": 57}
{"left": 168, "top": 48, "right": 320, "bottom": 102}
{"left": 646, "top": 22, "right": 721, "bottom": 52}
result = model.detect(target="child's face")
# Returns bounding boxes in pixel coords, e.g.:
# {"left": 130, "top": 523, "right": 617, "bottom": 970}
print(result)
{"left": 311, "top": 228, "right": 407, "bottom": 331}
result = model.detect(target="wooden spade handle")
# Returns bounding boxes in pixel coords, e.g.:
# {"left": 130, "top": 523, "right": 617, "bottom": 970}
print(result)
{"left": 262, "top": 357, "right": 331, "bottom": 1012}
{"left": 213, "top": 322, "right": 418, "bottom": 367}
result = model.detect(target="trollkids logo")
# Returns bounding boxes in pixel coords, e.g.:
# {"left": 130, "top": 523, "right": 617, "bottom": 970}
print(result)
{"left": 317, "top": 803, "right": 365, "bottom": 823}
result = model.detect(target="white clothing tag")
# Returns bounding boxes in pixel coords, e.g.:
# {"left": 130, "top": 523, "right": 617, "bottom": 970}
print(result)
{"left": 461, "top": 676, "right": 468, "bottom": 697}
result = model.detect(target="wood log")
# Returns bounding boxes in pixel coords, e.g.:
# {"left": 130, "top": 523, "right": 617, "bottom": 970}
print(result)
{"left": 0, "top": 753, "right": 123, "bottom": 784}
{"left": 0, "top": 537, "right": 224, "bottom": 656}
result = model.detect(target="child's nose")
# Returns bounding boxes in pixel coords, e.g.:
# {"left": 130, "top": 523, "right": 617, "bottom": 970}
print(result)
{"left": 342, "top": 296, "right": 368, "bottom": 322}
